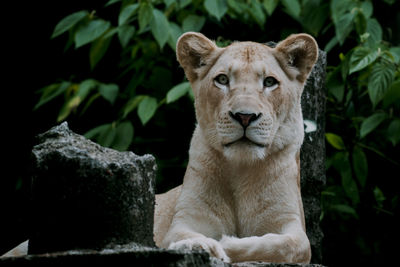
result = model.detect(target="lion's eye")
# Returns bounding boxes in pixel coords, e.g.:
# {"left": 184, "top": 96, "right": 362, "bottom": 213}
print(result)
{"left": 215, "top": 74, "right": 229, "bottom": 86}
{"left": 263, "top": 76, "right": 278, "bottom": 89}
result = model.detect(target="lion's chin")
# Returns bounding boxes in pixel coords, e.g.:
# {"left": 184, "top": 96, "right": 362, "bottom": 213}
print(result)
{"left": 222, "top": 139, "right": 267, "bottom": 162}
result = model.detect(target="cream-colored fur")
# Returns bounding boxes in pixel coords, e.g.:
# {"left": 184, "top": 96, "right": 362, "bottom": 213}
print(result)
{"left": 154, "top": 32, "right": 318, "bottom": 263}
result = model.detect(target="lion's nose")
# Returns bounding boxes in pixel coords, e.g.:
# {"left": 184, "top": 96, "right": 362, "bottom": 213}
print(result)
{"left": 229, "top": 112, "right": 261, "bottom": 128}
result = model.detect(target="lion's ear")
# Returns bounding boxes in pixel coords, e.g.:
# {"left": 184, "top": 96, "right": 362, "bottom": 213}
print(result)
{"left": 176, "top": 32, "right": 218, "bottom": 81}
{"left": 275, "top": 34, "right": 318, "bottom": 83}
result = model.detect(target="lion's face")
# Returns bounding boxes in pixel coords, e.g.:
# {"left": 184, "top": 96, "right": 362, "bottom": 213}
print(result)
{"left": 177, "top": 33, "right": 318, "bottom": 162}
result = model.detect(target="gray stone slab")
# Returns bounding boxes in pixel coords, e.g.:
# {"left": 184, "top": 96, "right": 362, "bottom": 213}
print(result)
{"left": 0, "top": 247, "right": 211, "bottom": 267}
{"left": 28, "top": 122, "right": 156, "bottom": 254}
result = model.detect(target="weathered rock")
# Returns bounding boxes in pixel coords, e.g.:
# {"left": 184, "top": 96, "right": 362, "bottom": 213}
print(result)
{"left": 1, "top": 246, "right": 324, "bottom": 267}
{"left": 232, "top": 262, "right": 324, "bottom": 267}
{"left": 300, "top": 50, "right": 327, "bottom": 263}
{"left": 28, "top": 122, "right": 156, "bottom": 254}
{"left": 0, "top": 246, "right": 213, "bottom": 267}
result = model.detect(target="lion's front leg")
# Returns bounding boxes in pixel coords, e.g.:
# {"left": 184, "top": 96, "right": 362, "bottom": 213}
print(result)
{"left": 161, "top": 154, "right": 233, "bottom": 263}
{"left": 220, "top": 223, "right": 311, "bottom": 263}
{"left": 161, "top": 195, "right": 231, "bottom": 262}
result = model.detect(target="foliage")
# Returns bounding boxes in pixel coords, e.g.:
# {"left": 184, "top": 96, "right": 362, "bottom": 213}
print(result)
{"left": 34, "top": 0, "right": 399, "bottom": 264}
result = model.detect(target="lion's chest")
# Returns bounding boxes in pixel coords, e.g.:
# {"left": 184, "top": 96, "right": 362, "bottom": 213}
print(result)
{"left": 225, "top": 169, "right": 300, "bottom": 237}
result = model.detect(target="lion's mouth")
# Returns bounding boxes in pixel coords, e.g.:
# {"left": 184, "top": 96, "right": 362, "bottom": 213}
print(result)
{"left": 224, "top": 137, "right": 266, "bottom": 148}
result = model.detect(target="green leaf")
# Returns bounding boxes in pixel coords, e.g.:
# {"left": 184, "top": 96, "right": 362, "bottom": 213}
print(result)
{"left": 204, "top": 0, "right": 228, "bottom": 21}
{"left": 262, "top": 0, "right": 279, "bottom": 15}
{"left": 112, "top": 121, "right": 134, "bottom": 151}
{"left": 138, "top": 2, "right": 154, "bottom": 32}
{"left": 57, "top": 80, "right": 98, "bottom": 122}
{"left": 331, "top": 0, "right": 356, "bottom": 22}
{"left": 368, "top": 60, "right": 396, "bottom": 107}
{"left": 330, "top": 204, "right": 359, "bottom": 219}
{"left": 167, "top": 22, "right": 183, "bottom": 51}
{"left": 182, "top": 15, "right": 206, "bottom": 33}
{"left": 383, "top": 80, "right": 400, "bottom": 108}
{"left": 248, "top": 0, "right": 266, "bottom": 27}
{"left": 105, "top": 0, "right": 122, "bottom": 7}
{"left": 164, "top": 0, "right": 175, "bottom": 8}
{"left": 324, "top": 36, "right": 339, "bottom": 53}
{"left": 84, "top": 123, "right": 111, "bottom": 139}
{"left": 281, "top": 0, "right": 301, "bottom": 19}
{"left": 331, "top": 0, "right": 357, "bottom": 45}
{"left": 188, "top": 86, "right": 195, "bottom": 101}
{"left": 78, "top": 79, "right": 97, "bottom": 98}
{"left": 138, "top": 96, "right": 158, "bottom": 125}
{"left": 118, "top": 3, "right": 139, "bottom": 25}
{"left": 360, "top": 1, "right": 373, "bottom": 18}
{"left": 373, "top": 187, "right": 386, "bottom": 208}
{"left": 349, "top": 47, "right": 379, "bottom": 74}
{"left": 387, "top": 119, "right": 400, "bottom": 146}
{"left": 325, "top": 133, "right": 346, "bottom": 150}
{"left": 80, "top": 93, "right": 101, "bottom": 116}
{"left": 150, "top": 9, "right": 170, "bottom": 48}
{"left": 301, "top": 1, "right": 329, "bottom": 36}
{"left": 331, "top": 0, "right": 354, "bottom": 17}
{"left": 365, "top": 18, "right": 382, "bottom": 46}
{"left": 122, "top": 95, "right": 146, "bottom": 119}
{"left": 334, "top": 13, "right": 355, "bottom": 45}
{"left": 34, "top": 82, "right": 71, "bottom": 110}
{"left": 340, "top": 52, "right": 350, "bottom": 80}
{"left": 360, "top": 113, "right": 386, "bottom": 139}
{"left": 331, "top": 152, "right": 360, "bottom": 205}
{"left": 335, "top": 152, "right": 360, "bottom": 205}
{"left": 167, "top": 82, "right": 191, "bottom": 103}
{"left": 98, "top": 123, "right": 117, "bottom": 147}
{"left": 338, "top": 13, "right": 356, "bottom": 45}
{"left": 354, "top": 10, "right": 367, "bottom": 36}
{"left": 103, "top": 27, "right": 118, "bottom": 39}
{"left": 118, "top": 25, "right": 135, "bottom": 48}
{"left": 389, "top": 47, "right": 400, "bottom": 63}
{"left": 57, "top": 79, "right": 97, "bottom": 122}
{"left": 99, "top": 83, "right": 119, "bottom": 105}
{"left": 90, "top": 34, "right": 112, "bottom": 69}
{"left": 179, "top": 0, "right": 192, "bottom": 8}
{"left": 75, "top": 20, "right": 111, "bottom": 48}
{"left": 326, "top": 66, "right": 344, "bottom": 102}
{"left": 227, "top": 0, "right": 247, "bottom": 14}
{"left": 352, "top": 146, "right": 368, "bottom": 187}
{"left": 52, "top": 10, "right": 88, "bottom": 38}
{"left": 57, "top": 96, "right": 80, "bottom": 122}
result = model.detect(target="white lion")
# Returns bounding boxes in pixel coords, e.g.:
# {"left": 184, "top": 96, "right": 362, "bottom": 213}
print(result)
{"left": 154, "top": 32, "right": 318, "bottom": 263}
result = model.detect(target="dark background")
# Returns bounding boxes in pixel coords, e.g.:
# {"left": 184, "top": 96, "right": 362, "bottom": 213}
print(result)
{"left": 2, "top": 0, "right": 106, "bottom": 255}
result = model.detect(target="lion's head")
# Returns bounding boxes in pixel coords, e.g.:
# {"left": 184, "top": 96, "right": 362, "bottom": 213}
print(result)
{"left": 176, "top": 32, "right": 318, "bottom": 162}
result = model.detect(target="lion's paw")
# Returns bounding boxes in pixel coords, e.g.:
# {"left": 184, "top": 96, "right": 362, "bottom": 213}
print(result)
{"left": 168, "top": 237, "right": 230, "bottom": 263}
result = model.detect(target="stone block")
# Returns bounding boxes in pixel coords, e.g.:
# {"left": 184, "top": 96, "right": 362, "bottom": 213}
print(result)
{"left": 28, "top": 122, "right": 156, "bottom": 254}
{"left": 300, "top": 50, "right": 327, "bottom": 263}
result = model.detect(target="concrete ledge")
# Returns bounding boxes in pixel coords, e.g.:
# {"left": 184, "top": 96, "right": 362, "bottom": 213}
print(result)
{"left": 0, "top": 246, "right": 324, "bottom": 267}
